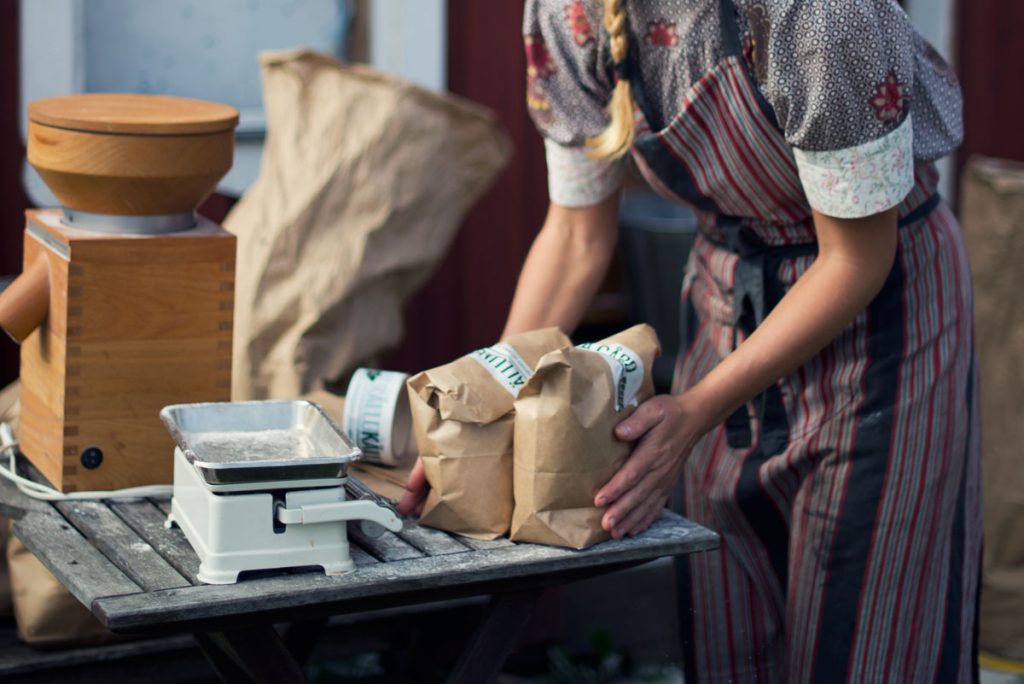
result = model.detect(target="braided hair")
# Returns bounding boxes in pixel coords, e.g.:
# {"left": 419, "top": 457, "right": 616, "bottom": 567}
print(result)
{"left": 586, "top": 0, "right": 636, "bottom": 160}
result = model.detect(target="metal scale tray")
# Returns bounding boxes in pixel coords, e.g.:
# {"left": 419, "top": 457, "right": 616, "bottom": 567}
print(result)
{"left": 160, "top": 400, "right": 361, "bottom": 492}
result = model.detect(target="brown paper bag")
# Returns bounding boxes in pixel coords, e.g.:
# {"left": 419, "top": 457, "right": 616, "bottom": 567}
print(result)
{"left": 0, "top": 518, "right": 10, "bottom": 619}
{"left": 7, "top": 534, "right": 121, "bottom": 647}
{"left": 350, "top": 463, "right": 412, "bottom": 503}
{"left": 511, "top": 324, "right": 661, "bottom": 549}
{"left": 2, "top": 384, "right": 123, "bottom": 645}
{"left": 0, "top": 380, "right": 19, "bottom": 619}
{"left": 408, "top": 327, "right": 571, "bottom": 539}
{"left": 0, "top": 380, "right": 17, "bottom": 426}
{"left": 228, "top": 50, "right": 511, "bottom": 400}
{"left": 960, "top": 156, "right": 1024, "bottom": 661}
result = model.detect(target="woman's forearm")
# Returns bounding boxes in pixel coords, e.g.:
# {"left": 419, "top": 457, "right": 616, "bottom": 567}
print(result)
{"left": 502, "top": 194, "right": 621, "bottom": 337}
{"left": 682, "top": 208, "right": 900, "bottom": 435}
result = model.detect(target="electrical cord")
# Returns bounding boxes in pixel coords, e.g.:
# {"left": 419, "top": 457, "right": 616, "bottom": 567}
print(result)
{"left": 0, "top": 422, "right": 172, "bottom": 501}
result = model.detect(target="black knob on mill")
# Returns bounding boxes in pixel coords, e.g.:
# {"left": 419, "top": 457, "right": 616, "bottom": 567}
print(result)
{"left": 80, "top": 447, "right": 104, "bottom": 470}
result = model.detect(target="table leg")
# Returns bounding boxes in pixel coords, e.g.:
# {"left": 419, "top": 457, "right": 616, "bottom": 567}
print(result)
{"left": 282, "top": 617, "right": 330, "bottom": 665}
{"left": 446, "top": 587, "right": 545, "bottom": 684}
{"left": 194, "top": 626, "right": 308, "bottom": 684}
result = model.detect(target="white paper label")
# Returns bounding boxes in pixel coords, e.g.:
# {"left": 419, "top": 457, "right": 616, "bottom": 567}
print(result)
{"left": 470, "top": 343, "right": 533, "bottom": 396}
{"left": 578, "top": 342, "right": 644, "bottom": 411}
{"left": 343, "top": 368, "right": 410, "bottom": 464}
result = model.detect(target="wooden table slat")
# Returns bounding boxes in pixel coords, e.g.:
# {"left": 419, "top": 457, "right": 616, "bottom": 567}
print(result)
{"left": 93, "top": 512, "right": 719, "bottom": 632}
{"left": 55, "top": 500, "right": 191, "bottom": 592}
{"left": 0, "top": 471, "right": 53, "bottom": 518}
{"left": 108, "top": 499, "right": 202, "bottom": 585}
{"left": 348, "top": 526, "right": 424, "bottom": 563}
{"left": 396, "top": 524, "right": 472, "bottom": 557}
{"left": 12, "top": 509, "right": 143, "bottom": 607}
{"left": 349, "top": 544, "right": 378, "bottom": 567}
{"left": 2, "top": 464, "right": 721, "bottom": 637}
{"left": 152, "top": 497, "right": 172, "bottom": 516}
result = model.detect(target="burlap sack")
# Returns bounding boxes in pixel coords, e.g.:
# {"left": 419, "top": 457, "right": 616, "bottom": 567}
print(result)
{"left": 7, "top": 534, "right": 120, "bottom": 648}
{"left": 511, "top": 324, "right": 661, "bottom": 549}
{"left": 408, "top": 327, "right": 571, "bottom": 539}
{"left": 227, "top": 50, "right": 510, "bottom": 400}
{"left": 960, "top": 156, "right": 1024, "bottom": 661}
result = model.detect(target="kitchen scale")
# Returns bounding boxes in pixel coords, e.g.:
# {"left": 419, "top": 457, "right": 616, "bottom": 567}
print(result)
{"left": 161, "top": 400, "right": 402, "bottom": 584}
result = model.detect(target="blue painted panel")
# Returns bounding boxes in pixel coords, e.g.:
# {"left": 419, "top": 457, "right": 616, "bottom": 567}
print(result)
{"left": 83, "top": 0, "right": 349, "bottom": 110}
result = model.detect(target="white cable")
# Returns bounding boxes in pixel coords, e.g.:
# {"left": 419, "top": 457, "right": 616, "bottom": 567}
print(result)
{"left": 0, "top": 422, "right": 172, "bottom": 501}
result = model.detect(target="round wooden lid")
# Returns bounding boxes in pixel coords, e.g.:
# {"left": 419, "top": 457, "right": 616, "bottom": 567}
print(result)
{"left": 28, "top": 93, "right": 239, "bottom": 135}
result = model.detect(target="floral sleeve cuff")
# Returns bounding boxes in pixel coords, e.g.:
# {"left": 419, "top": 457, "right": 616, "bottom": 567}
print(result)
{"left": 544, "top": 139, "right": 626, "bottom": 207}
{"left": 793, "top": 115, "right": 915, "bottom": 219}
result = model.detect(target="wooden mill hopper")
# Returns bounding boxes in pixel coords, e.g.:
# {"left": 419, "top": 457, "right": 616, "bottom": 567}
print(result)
{"left": 0, "top": 94, "right": 239, "bottom": 491}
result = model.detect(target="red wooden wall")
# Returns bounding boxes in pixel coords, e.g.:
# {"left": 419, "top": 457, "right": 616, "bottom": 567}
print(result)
{"left": 0, "top": 0, "right": 27, "bottom": 386}
{"left": 956, "top": 0, "right": 1024, "bottom": 166}
{"left": 384, "top": 1, "right": 549, "bottom": 372}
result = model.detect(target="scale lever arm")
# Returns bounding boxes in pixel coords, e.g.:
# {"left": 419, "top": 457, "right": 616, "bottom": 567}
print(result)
{"left": 276, "top": 499, "right": 402, "bottom": 535}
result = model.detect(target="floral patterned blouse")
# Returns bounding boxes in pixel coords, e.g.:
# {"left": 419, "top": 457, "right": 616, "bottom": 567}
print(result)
{"left": 525, "top": 0, "right": 963, "bottom": 218}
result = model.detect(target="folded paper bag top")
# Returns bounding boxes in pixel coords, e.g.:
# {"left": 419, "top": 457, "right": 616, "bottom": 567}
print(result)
{"left": 407, "top": 327, "right": 572, "bottom": 539}
{"left": 511, "top": 324, "right": 661, "bottom": 549}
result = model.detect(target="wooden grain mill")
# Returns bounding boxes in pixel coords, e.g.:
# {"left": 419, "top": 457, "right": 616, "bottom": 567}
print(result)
{"left": 0, "top": 94, "right": 239, "bottom": 492}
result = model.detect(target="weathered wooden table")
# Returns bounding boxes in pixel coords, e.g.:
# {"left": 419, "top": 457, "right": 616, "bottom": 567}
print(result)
{"left": 0, "top": 461, "right": 718, "bottom": 684}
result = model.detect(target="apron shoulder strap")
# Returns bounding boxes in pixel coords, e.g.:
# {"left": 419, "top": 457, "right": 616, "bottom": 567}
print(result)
{"left": 718, "top": 0, "right": 744, "bottom": 57}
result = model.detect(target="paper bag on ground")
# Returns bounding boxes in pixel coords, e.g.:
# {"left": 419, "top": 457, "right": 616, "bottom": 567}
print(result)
{"left": 0, "top": 518, "right": 10, "bottom": 618}
{"left": 0, "top": 381, "right": 17, "bottom": 427}
{"left": 0, "top": 381, "right": 19, "bottom": 619}
{"left": 960, "top": 156, "right": 1024, "bottom": 661}
{"left": 7, "top": 534, "right": 121, "bottom": 647}
{"left": 511, "top": 324, "right": 661, "bottom": 549}
{"left": 408, "top": 327, "right": 571, "bottom": 539}
{"left": 4, "top": 384, "right": 113, "bottom": 642}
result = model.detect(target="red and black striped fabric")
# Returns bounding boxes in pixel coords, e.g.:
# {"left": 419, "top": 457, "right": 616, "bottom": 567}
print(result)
{"left": 669, "top": 204, "right": 980, "bottom": 683}
{"left": 627, "top": 5, "right": 982, "bottom": 684}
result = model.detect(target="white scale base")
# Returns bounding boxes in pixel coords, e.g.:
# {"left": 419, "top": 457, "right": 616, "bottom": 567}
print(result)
{"left": 167, "top": 448, "right": 399, "bottom": 584}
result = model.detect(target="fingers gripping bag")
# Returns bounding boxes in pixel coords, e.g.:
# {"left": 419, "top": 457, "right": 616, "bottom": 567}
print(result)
{"left": 511, "top": 324, "right": 661, "bottom": 549}
{"left": 407, "top": 327, "right": 571, "bottom": 539}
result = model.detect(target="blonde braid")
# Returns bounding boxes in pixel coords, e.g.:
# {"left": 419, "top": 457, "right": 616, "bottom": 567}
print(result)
{"left": 586, "top": 0, "right": 636, "bottom": 160}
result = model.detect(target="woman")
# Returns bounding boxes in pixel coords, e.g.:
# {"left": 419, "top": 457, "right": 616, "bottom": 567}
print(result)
{"left": 402, "top": 1, "right": 979, "bottom": 681}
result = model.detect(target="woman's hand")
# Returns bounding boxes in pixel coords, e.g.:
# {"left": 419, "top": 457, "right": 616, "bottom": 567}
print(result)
{"left": 397, "top": 458, "right": 429, "bottom": 517}
{"left": 596, "top": 393, "right": 706, "bottom": 539}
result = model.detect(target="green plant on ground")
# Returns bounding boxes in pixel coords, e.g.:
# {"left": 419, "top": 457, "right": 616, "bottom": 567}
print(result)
{"left": 544, "top": 629, "right": 631, "bottom": 684}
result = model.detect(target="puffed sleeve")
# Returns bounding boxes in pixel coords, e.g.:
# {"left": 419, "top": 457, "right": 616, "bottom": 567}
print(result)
{"left": 524, "top": 0, "right": 626, "bottom": 207}
{"left": 736, "top": 0, "right": 957, "bottom": 218}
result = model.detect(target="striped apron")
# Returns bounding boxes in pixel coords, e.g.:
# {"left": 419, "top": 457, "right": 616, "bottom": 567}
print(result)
{"left": 626, "top": 2, "right": 982, "bottom": 682}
